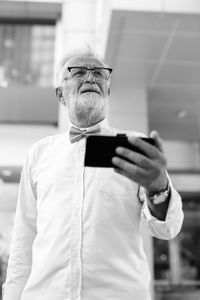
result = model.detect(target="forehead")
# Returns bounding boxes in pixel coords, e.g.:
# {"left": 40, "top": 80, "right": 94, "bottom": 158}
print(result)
{"left": 65, "top": 56, "right": 105, "bottom": 68}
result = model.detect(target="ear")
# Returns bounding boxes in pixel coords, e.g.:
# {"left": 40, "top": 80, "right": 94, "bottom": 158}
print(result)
{"left": 55, "top": 87, "right": 63, "bottom": 99}
{"left": 55, "top": 87, "right": 66, "bottom": 105}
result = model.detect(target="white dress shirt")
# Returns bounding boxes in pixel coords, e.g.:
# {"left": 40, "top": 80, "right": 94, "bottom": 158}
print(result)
{"left": 3, "top": 119, "right": 183, "bottom": 300}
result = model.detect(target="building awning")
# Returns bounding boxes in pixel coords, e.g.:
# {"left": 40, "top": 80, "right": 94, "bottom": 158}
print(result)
{"left": 0, "top": 0, "right": 62, "bottom": 24}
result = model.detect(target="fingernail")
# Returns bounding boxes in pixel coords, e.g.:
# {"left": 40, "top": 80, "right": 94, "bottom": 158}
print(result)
{"left": 112, "top": 157, "right": 119, "bottom": 164}
{"left": 116, "top": 147, "right": 123, "bottom": 154}
{"left": 128, "top": 136, "right": 136, "bottom": 143}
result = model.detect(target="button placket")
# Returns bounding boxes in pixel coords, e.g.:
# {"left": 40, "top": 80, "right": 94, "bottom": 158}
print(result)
{"left": 70, "top": 140, "right": 85, "bottom": 300}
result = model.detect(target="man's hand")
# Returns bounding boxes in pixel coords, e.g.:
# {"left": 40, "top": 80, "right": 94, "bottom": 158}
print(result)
{"left": 112, "top": 130, "right": 168, "bottom": 194}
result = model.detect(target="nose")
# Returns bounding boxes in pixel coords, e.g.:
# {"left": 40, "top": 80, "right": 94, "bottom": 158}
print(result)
{"left": 85, "top": 69, "right": 95, "bottom": 83}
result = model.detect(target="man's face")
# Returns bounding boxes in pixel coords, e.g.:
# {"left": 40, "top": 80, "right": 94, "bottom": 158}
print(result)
{"left": 61, "top": 55, "right": 110, "bottom": 127}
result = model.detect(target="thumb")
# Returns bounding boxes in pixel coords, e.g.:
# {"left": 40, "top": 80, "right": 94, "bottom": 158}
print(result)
{"left": 149, "top": 130, "right": 164, "bottom": 153}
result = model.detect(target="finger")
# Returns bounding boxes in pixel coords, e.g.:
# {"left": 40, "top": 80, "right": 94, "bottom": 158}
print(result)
{"left": 115, "top": 146, "right": 152, "bottom": 169}
{"left": 112, "top": 156, "right": 146, "bottom": 179}
{"left": 114, "top": 167, "right": 132, "bottom": 180}
{"left": 149, "top": 130, "right": 164, "bottom": 153}
{"left": 127, "top": 135, "right": 159, "bottom": 159}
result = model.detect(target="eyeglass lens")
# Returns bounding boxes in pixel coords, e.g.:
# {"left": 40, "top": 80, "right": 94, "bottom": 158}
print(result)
{"left": 68, "top": 67, "right": 111, "bottom": 80}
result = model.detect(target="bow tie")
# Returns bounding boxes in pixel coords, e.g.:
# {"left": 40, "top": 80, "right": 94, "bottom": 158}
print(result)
{"left": 69, "top": 124, "right": 101, "bottom": 143}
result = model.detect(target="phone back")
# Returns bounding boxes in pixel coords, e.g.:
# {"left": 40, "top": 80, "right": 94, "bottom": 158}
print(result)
{"left": 84, "top": 134, "right": 155, "bottom": 168}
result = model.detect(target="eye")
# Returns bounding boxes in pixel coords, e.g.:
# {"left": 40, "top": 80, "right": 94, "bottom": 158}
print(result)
{"left": 93, "top": 69, "right": 103, "bottom": 78}
{"left": 71, "top": 68, "right": 86, "bottom": 78}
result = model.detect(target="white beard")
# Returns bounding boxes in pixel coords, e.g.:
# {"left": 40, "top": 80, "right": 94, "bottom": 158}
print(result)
{"left": 67, "top": 92, "right": 108, "bottom": 127}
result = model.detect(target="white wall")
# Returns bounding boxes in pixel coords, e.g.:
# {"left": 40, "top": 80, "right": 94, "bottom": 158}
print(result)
{"left": 164, "top": 140, "right": 200, "bottom": 170}
{"left": 109, "top": 87, "right": 148, "bottom": 133}
{"left": 0, "top": 125, "right": 57, "bottom": 166}
{"left": 109, "top": 0, "right": 200, "bottom": 13}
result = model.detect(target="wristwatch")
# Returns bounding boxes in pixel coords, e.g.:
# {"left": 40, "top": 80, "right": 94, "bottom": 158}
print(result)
{"left": 146, "top": 183, "right": 170, "bottom": 205}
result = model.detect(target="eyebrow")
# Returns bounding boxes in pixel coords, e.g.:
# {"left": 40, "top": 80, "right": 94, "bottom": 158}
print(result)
{"left": 68, "top": 66, "right": 109, "bottom": 70}
{"left": 68, "top": 65, "right": 105, "bottom": 68}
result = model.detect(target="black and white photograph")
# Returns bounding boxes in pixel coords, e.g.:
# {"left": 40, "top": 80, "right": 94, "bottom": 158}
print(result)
{"left": 0, "top": 1, "right": 200, "bottom": 299}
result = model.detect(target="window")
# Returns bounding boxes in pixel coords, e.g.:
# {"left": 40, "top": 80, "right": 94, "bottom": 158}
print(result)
{"left": 0, "top": 23, "right": 55, "bottom": 87}
{"left": 0, "top": 22, "right": 58, "bottom": 125}
{"left": 154, "top": 192, "right": 200, "bottom": 300}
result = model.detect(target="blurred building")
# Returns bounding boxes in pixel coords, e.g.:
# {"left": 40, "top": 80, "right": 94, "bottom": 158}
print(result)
{"left": 0, "top": 0, "right": 200, "bottom": 299}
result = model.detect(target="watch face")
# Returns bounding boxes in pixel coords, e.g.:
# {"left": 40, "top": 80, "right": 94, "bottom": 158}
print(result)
{"left": 153, "top": 193, "right": 168, "bottom": 205}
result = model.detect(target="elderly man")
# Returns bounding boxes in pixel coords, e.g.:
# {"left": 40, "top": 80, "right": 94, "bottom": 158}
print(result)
{"left": 3, "top": 46, "right": 183, "bottom": 300}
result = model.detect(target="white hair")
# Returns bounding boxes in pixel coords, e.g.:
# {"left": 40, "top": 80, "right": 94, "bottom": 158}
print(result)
{"left": 56, "top": 45, "right": 108, "bottom": 87}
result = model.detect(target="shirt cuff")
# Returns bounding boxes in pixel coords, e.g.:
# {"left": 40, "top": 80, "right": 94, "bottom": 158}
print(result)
{"left": 140, "top": 179, "right": 184, "bottom": 239}
{"left": 141, "top": 180, "right": 181, "bottom": 221}
{"left": 2, "top": 283, "right": 24, "bottom": 300}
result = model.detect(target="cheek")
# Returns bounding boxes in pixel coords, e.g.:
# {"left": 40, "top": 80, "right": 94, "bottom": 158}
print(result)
{"left": 63, "top": 83, "right": 78, "bottom": 99}
{"left": 102, "top": 83, "right": 109, "bottom": 96}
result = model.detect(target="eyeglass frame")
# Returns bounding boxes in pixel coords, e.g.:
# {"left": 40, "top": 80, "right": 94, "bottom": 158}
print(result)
{"left": 63, "top": 66, "right": 113, "bottom": 82}
{"left": 55, "top": 66, "right": 112, "bottom": 99}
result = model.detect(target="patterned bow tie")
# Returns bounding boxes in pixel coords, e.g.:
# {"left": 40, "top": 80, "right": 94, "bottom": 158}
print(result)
{"left": 69, "top": 124, "right": 101, "bottom": 143}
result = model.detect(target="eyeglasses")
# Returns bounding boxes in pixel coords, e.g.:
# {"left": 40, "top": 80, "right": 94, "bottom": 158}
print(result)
{"left": 65, "top": 66, "right": 113, "bottom": 81}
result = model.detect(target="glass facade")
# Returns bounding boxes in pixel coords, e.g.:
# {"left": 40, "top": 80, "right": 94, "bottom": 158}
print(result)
{"left": 0, "top": 23, "right": 55, "bottom": 88}
{"left": 0, "top": 22, "right": 58, "bottom": 125}
{"left": 154, "top": 192, "right": 200, "bottom": 300}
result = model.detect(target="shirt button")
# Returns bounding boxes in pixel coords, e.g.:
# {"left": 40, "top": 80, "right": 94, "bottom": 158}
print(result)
{"left": 72, "top": 252, "right": 78, "bottom": 258}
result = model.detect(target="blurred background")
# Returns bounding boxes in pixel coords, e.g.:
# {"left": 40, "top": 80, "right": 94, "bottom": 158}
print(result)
{"left": 0, "top": 0, "right": 200, "bottom": 299}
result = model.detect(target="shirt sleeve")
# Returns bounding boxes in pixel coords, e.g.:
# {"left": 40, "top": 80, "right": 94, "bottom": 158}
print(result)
{"left": 139, "top": 176, "right": 184, "bottom": 240}
{"left": 2, "top": 149, "right": 37, "bottom": 300}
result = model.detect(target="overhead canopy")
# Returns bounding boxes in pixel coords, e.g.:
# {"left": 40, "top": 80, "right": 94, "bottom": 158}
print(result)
{"left": 0, "top": 0, "right": 62, "bottom": 23}
{"left": 104, "top": 9, "right": 200, "bottom": 141}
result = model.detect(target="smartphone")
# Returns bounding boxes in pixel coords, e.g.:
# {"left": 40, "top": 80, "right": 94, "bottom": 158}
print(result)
{"left": 84, "top": 134, "right": 155, "bottom": 168}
